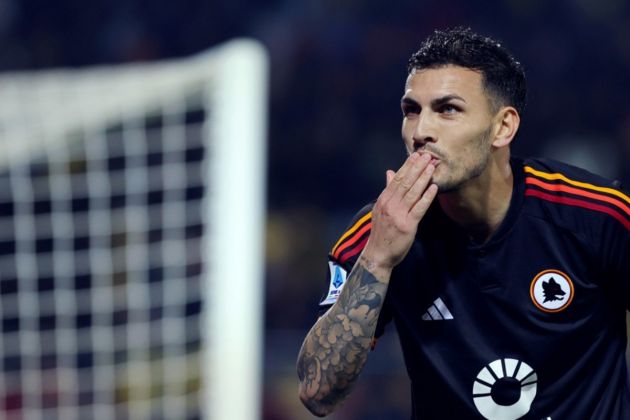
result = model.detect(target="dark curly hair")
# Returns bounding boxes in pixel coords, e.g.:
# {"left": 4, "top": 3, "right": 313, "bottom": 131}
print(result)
{"left": 408, "top": 27, "right": 527, "bottom": 114}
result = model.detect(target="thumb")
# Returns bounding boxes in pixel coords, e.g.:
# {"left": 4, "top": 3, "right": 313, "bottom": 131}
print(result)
{"left": 386, "top": 170, "right": 395, "bottom": 186}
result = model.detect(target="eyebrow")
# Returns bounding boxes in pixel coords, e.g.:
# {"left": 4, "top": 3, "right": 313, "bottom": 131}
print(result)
{"left": 431, "top": 94, "right": 466, "bottom": 107}
{"left": 401, "top": 94, "right": 467, "bottom": 108}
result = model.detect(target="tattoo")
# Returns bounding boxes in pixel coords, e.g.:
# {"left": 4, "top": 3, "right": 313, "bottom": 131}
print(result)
{"left": 297, "top": 256, "right": 388, "bottom": 415}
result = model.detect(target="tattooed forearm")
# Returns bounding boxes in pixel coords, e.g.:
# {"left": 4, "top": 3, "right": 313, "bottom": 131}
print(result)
{"left": 297, "top": 255, "right": 390, "bottom": 416}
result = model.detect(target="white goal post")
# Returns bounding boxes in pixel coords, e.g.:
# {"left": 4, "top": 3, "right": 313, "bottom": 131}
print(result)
{"left": 0, "top": 39, "right": 268, "bottom": 420}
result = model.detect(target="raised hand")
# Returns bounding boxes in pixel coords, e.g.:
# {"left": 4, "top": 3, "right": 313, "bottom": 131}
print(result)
{"left": 362, "top": 152, "right": 438, "bottom": 278}
{"left": 297, "top": 152, "right": 438, "bottom": 417}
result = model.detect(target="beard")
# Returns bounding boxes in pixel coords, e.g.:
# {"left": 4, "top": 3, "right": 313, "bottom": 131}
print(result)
{"left": 426, "top": 124, "right": 494, "bottom": 193}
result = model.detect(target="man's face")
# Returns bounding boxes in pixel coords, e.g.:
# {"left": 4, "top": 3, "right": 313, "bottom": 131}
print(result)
{"left": 401, "top": 65, "right": 497, "bottom": 192}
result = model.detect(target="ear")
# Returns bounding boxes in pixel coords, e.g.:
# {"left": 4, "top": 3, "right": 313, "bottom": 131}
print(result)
{"left": 491, "top": 107, "right": 520, "bottom": 148}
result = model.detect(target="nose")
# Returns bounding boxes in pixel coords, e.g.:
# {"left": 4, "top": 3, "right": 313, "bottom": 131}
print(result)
{"left": 412, "top": 112, "right": 437, "bottom": 148}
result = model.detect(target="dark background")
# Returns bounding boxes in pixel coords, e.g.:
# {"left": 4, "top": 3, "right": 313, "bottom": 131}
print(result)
{"left": 1, "top": 1, "right": 629, "bottom": 418}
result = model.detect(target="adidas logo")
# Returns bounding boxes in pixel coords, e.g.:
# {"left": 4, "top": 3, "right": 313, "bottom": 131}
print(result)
{"left": 421, "top": 297, "right": 453, "bottom": 321}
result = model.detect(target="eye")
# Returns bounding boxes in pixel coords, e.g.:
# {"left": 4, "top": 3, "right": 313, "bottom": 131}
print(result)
{"left": 402, "top": 103, "right": 420, "bottom": 116}
{"left": 439, "top": 104, "right": 460, "bottom": 115}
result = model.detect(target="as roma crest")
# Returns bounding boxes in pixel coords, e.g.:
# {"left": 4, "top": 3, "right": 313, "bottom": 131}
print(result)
{"left": 530, "top": 269, "right": 574, "bottom": 313}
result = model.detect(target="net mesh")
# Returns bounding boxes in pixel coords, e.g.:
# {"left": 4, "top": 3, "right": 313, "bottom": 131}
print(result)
{"left": 0, "top": 93, "right": 207, "bottom": 419}
{"left": 0, "top": 39, "right": 269, "bottom": 419}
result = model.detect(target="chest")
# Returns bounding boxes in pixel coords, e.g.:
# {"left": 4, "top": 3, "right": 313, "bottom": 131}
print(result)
{"left": 386, "top": 214, "right": 627, "bottom": 419}
{"left": 389, "top": 217, "right": 616, "bottom": 345}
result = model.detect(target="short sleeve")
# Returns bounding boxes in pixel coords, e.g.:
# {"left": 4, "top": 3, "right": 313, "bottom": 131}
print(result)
{"left": 599, "top": 187, "right": 630, "bottom": 308}
{"left": 315, "top": 202, "right": 394, "bottom": 339}
{"left": 317, "top": 203, "right": 374, "bottom": 316}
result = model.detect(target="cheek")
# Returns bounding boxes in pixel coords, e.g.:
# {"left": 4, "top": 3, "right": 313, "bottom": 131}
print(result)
{"left": 455, "top": 127, "right": 490, "bottom": 155}
{"left": 401, "top": 120, "right": 412, "bottom": 138}
{"left": 401, "top": 124, "right": 414, "bottom": 150}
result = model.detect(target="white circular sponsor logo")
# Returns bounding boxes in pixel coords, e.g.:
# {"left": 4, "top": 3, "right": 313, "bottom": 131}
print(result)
{"left": 530, "top": 269, "right": 574, "bottom": 313}
{"left": 472, "top": 358, "right": 538, "bottom": 420}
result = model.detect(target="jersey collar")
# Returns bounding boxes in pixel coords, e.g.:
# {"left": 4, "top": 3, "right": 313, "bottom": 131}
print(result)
{"left": 426, "top": 156, "right": 526, "bottom": 251}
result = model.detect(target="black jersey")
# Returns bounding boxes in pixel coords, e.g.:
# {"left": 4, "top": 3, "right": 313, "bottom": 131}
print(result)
{"left": 319, "top": 157, "right": 630, "bottom": 419}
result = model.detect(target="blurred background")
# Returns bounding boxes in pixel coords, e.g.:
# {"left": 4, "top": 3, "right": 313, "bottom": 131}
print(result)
{"left": 1, "top": 0, "right": 629, "bottom": 419}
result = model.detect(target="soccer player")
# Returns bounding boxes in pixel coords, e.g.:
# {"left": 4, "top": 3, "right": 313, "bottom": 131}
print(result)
{"left": 296, "top": 27, "right": 630, "bottom": 419}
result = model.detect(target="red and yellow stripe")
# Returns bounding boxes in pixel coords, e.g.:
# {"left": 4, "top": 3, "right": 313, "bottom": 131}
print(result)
{"left": 524, "top": 166, "right": 630, "bottom": 231}
{"left": 331, "top": 211, "right": 372, "bottom": 263}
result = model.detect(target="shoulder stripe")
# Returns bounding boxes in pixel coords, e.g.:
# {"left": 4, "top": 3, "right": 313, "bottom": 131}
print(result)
{"left": 331, "top": 211, "right": 372, "bottom": 255}
{"left": 525, "top": 177, "right": 630, "bottom": 217}
{"left": 525, "top": 188, "right": 630, "bottom": 231}
{"left": 332, "top": 222, "right": 371, "bottom": 260}
{"left": 524, "top": 166, "right": 630, "bottom": 205}
{"left": 337, "top": 235, "right": 370, "bottom": 263}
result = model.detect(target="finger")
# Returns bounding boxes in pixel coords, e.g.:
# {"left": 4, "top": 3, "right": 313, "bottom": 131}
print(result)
{"left": 386, "top": 170, "right": 395, "bottom": 186}
{"left": 378, "top": 169, "right": 398, "bottom": 204}
{"left": 380, "top": 154, "right": 421, "bottom": 203}
{"left": 381, "top": 153, "right": 427, "bottom": 204}
{"left": 392, "top": 153, "right": 430, "bottom": 199}
{"left": 402, "top": 162, "right": 435, "bottom": 208}
{"left": 409, "top": 183, "right": 438, "bottom": 221}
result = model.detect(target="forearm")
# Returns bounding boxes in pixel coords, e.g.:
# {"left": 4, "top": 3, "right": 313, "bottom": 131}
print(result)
{"left": 297, "top": 153, "right": 437, "bottom": 415}
{"left": 297, "top": 255, "right": 391, "bottom": 416}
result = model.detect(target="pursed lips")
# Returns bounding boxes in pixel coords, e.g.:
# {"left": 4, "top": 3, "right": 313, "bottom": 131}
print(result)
{"left": 418, "top": 151, "right": 441, "bottom": 167}
{"left": 412, "top": 144, "right": 442, "bottom": 165}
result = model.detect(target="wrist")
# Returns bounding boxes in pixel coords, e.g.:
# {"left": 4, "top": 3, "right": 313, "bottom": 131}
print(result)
{"left": 357, "top": 249, "right": 394, "bottom": 283}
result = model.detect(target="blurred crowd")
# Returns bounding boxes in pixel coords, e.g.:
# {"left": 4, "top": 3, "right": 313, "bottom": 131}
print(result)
{"left": 1, "top": 0, "right": 630, "bottom": 418}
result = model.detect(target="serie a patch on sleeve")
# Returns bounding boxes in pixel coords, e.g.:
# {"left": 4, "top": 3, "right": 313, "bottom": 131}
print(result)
{"left": 319, "top": 261, "right": 348, "bottom": 306}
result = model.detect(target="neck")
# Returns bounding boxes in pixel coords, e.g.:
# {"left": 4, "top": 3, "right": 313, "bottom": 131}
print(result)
{"left": 438, "top": 155, "right": 513, "bottom": 244}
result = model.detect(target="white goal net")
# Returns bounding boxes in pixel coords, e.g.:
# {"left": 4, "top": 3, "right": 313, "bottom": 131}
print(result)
{"left": 0, "top": 39, "right": 268, "bottom": 420}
